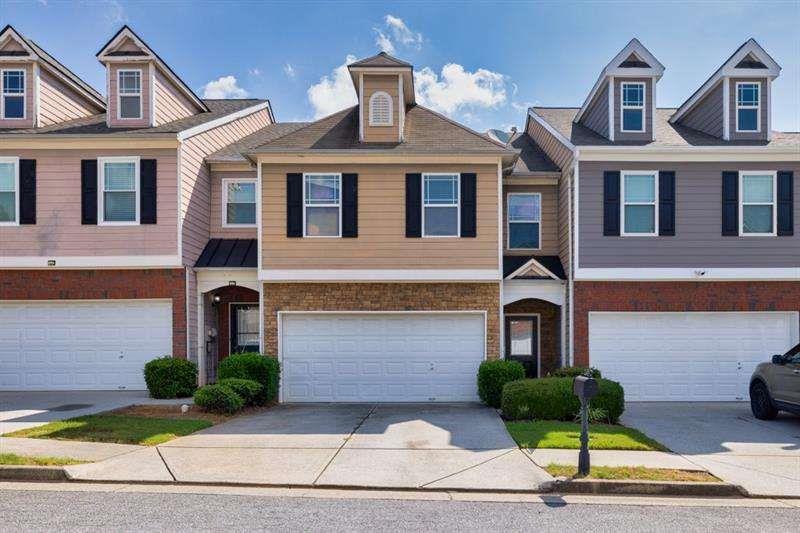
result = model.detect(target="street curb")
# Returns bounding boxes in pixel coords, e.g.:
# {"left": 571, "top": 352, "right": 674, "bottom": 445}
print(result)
{"left": 547, "top": 478, "right": 747, "bottom": 497}
{"left": 0, "top": 465, "right": 69, "bottom": 482}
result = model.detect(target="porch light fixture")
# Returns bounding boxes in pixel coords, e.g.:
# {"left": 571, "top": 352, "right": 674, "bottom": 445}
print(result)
{"left": 228, "top": 281, "right": 236, "bottom": 286}
{"left": 213, "top": 295, "right": 221, "bottom": 303}
{"left": 47, "top": 259, "right": 56, "bottom": 266}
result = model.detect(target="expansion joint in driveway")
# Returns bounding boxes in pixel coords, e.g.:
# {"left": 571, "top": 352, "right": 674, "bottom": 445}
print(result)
{"left": 312, "top": 404, "right": 378, "bottom": 485}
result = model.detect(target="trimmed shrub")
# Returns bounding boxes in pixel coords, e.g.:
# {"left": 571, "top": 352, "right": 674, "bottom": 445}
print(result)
{"left": 501, "top": 377, "right": 625, "bottom": 423}
{"left": 193, "top": 384, "right": 244, "bottom": 414}
{"left": 548, "top": 366, "right": 602, "bottom": 379}
{"left": 143, "top": 357, "right": 198, "bottom": 399}
{"left": 477, "top": 360, "right": 526, "bottom": 408}
{"left": 218, "top": 353, "right": 280, "bottom": 405}
{"left": 217, "top": 378, "right": 263, "bottom": 406}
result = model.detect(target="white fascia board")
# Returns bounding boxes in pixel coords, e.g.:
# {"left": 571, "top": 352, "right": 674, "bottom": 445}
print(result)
{"left": 0, "top": 255, "right": 182, "bottom": 269}
{"left": 527, "top": 108, "right": 577, "bottom": 153}
{"left": 178, "top": 102, "right": 270, "bottom": 141}
{"left": 259, "top": 269, "right": 501, "bottom": 282}
{"left": 576, "top": 145, "right": 800, "bottom": 162}
{"left": 575, "top": 267, "right": 799, "bottom": 281}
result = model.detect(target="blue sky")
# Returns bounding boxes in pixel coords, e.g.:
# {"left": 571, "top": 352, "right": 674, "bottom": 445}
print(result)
{"left": 6, "top": 0, "right": 800, "bottom": 131}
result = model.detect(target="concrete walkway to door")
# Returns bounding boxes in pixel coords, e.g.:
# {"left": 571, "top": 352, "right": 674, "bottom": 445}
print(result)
{"left": 66, "top": 403, "right": 552, "bottom": 491}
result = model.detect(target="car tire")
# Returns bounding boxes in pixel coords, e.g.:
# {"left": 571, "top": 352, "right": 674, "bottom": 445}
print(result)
{"left": 750, "top": 381, "right": 778, "bottom": 420}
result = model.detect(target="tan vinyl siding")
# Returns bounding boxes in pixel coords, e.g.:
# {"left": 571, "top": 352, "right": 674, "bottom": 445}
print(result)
{"left": 0, "top": 148, "right": 178, "bottom": 256}
{"left": 729, "top": 77, "right": 769, "bottom": 141}
{"left": 38, "top": 68, "right": 104, "bottom": 127}
{"left": 261, "top": 163, "right": 499, "bottom": 270}
{"left": 179, "top": 108, "right": 271, "bottom": 266}
{"left": 679, "top": 80, "right": 723, "bottom": 138}
{"left": 503, "top": 185, "right": 559, "bottom": 255}
{"left": 0, "top": 63, "right": 34, "bottom": 129}
{"left": 581, "top": 80, "right": 609, "bottom": 138}
{"left": 107, "top": 62, "right": 151, "bottom": 128}
{"left": 362, "top": 74, "right": 401, "bottom": 143}
{"left": 211, "top": 170, "right": 258, "bottom": 239}
{"left": 613, "top": 77, "right": 653, "bottom": 141}
{"left": 153, "top": 68, "right": 197, "bottom": 126}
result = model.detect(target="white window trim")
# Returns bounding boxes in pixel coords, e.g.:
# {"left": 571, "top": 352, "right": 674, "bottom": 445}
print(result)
{"left": 422, "top": 172, "right": 460, "bottom": 238}
{"left": 368, "top": 91, "right": 393, "bottom": 127}
{"left": 98, "top": 156, "right": 140, "bottom": 226}
{"left": 302, "top": 172, "right": 342, "bottom": 238}
{"left": 1, "top": 68, "right": 26, "bottom": 120}
{"left": 739, "top": 170, "right": 777, "bottom": 237}
{"left": 221, "top": 177, "right": 257, "bottom": 228}
{"left": 506, "top": 192, "right": 541, "bottom": 250}
{"left": 116, "top": 69, "right": 143, "bottom": 120}
{"left": 0, "top": 156, "right": 20, "bottom": 226}
{"left": 620, "top": 81, "right": 646, "bottom": 133}
{"left": 620, "top": 170, "right": 659, "bottom": 237}
{"left": 735, "top": 81, "right": 761, "bottom": 133}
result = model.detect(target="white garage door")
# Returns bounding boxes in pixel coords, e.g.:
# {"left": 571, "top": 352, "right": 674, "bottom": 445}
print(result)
{"left": 590, "top": 312, "right": 799, "bottom": 401}
{"left": 281, "top": 312, "right": 485, "bottom": 402}
{"left": 0, "top": 300, "right": 172, "bottom": 391}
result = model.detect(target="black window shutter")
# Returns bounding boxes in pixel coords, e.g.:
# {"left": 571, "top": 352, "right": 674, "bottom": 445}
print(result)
{"left": 19, "top": 159, "right": 36, "bottom": 225}
{"left": 405, "top": 173, "right": 422, "bottom": 238}
{"left": 140, "top": 159, "right": 157, "bottom": 224}
{"left": 603, "top": 171, "right": 620, "bottom": 236}
{"left": 721, "top": 171, "right": 739, "bottom": 236}
{"left": 658, "top": 171, "right": 676, "bottom": 236}
{"left": 460, "top": 173, "right": 477, "bottom": 238}
{"left": 81, "top": 159, "right": 98, "bottom": 225}
{"left": 286, "top": 173, "right": 303, "bottom": 237}
{"left": 777, "top": 170, "right": 794, "bottom": 236}
{"left": 342, "top": 173, "right": 358, "bottom": 238}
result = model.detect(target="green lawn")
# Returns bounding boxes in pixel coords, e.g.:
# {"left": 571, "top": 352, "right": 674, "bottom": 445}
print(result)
{"left": 0, "top": 453, "right": 86, "bottom": 466}
{"left": 545, "top": 464, "right": 718, "bottom": 482}
{"left": 3, "top": 415, "right": 212, "bottom": 446}
{"left": 505, "top": 420, "right": 667, "bottom": 451}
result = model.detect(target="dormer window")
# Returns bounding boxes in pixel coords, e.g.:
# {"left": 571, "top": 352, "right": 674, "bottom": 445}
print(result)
{"left": 736, "top": 82, "right": 760, "bottom": 132}
{"left": 118, "top": 69, "right": 142, "bottom": 120}
{"left": 1, "top": 69, "right": 25, "bottom": 119}
{"left": 369, "top": 91, "right": 392, "bottom": 126}
{"left": 621, "top": 82, "right": 645, "bottom": 132}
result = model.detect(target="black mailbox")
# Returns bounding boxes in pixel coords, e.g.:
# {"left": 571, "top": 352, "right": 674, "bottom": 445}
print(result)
{"left": 573, "top": 375, "right": 598, "bottom": 400}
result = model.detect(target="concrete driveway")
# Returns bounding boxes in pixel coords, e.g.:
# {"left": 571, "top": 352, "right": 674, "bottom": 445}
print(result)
{"left": 623, "top": 402, "right": 800, "bottom": 497}
{"left": 68, "top": 403, "right": 551, "bottom": 491}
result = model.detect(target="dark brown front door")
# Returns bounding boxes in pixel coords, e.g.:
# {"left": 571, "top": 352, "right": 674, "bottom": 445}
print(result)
{"left": 505, "top": 316, "right": 539, "bottom": 378}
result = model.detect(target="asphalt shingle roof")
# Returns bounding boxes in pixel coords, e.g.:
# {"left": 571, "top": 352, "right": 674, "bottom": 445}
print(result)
{"left": 349, "top": 51, "right": 412, "bottom": 68}
{"left": 506, "top": 132, "right": 560, "bottom": 174}
{"left": 207, "top": 122, "right": 310, "bottom": 162}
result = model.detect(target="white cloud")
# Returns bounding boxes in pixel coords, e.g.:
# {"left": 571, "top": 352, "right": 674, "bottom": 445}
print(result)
{"left": 415, "top": 63, "right": 507, "bottom": 116}
{"left": 385, "top": 15, "right": 423, "bottom": 49}
{"left": 283, "top": 63, "right": 296, "bottom": 79}
{"left": 511, "top": 100, "right": 533, "bottom": 112}
{"left": 248, "top": 67, "right": 262, "bottom": 76}
{"left": 202, "top": 75, "right": 248, "bottom": 99}
{"left": 307, "top": 55, "right": 358, "bottom": 119}
{"left": 374, "top": 30, "right": 395, "bottom": 55}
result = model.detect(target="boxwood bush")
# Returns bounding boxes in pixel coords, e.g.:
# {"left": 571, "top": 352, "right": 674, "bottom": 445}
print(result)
{"left": 218, "top": 353, "right": 280, "bottom": 405}
{"left": 548, "top": 366, "right": 602, "bottom": 379}
{"left": 477, "top": 360, "right": 526, "bottom": 408}
{"left": 217, "top": 378, "right": 263, "bottom": 406}
{"left": 501, "top": 377, "right": 625, "bottom": 423}
{"left": 193, "top": 384, "right": 244, "bottom": 414}
{"left": 143, "top": 357, "right": 198, "bottom": 399}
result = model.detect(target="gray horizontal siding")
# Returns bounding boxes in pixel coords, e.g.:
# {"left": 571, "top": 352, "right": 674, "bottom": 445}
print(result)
{"left": 680, "top": 80, "right": 723, "bottom": 138}
{"left": 578, "top": 161, "right": 800, "bottom": 268}
{"left": 581, "top": 80, "right": 609, "bottom": 138}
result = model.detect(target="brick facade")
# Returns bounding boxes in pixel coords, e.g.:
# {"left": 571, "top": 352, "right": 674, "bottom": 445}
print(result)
{"left": 262, "top": 282, "right": 501, "bottom": 357}
{"left": 0, "top": 269, "right": 187, "bottom": 358}
{"left": 573, "top": 281, "right": 800, "bottom": 366}
{"left": 504, "top": 298, "right": 561, "bottom": 376}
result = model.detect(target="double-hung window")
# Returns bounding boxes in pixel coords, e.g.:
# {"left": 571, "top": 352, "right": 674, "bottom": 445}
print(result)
{"left": 736, "top": 82, "right": 760, "bottom": 132}
{"left": 303, "top": 173, "right": 340, "bottom": 237}
{"left": 507, "top": 193, "right": 541, "bottom": 249}
{"left": 621, "top": 171, "right": 657, "bottom": 236}
{"left": 99, "top": 157, "right": 139, "bottom": 224}
{"left": 2, "top": 69, "right": 25, "bottom": 119}
{"left": 118, "top": 70, "right": 142, "bottom": 120}
{"left": 0, "top": 157, "right": 19, "bottom": 225}
{"left": 621, "top": 82, "right": 645, "bottom": 132}
{"left": 740, "top": 172, "right": 776, "bottom": 236}
{"left": 223, "top": 179, "right": 256, "bottom": 226}
{"left": 423, "top": 173, "right": 459, "bottom": 237}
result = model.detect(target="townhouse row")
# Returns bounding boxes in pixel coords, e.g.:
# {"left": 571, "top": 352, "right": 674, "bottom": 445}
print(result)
{"left": 0, "top": 25, "right": 797, "bottom": 403}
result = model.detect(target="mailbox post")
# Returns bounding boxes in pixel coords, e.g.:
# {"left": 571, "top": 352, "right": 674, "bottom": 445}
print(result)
{"left": 573, "top": 375, "right": 599, "bottom": 477}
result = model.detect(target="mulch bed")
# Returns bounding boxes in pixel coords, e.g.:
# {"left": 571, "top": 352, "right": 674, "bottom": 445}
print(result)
{"left": 109, "top": 403, "right": 274, "bottom": 425}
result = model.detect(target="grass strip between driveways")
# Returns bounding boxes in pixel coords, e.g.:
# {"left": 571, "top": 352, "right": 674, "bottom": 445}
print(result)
{"left": 3, "top": 415, "right": 212, "bottom": 446}
{"left": 0, "top": 453, "right": 86, "bottom": 466}
{"left": 546, "top": 464, "right": 719, "bottom": 482}
{"left": 505, "top": 420, "right": 668, "bottom": 451}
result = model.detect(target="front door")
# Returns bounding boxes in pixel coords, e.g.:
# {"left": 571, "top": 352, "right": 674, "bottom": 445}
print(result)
{"left": 505, "top": 316, "right": 539, "bottom": 378}
{"left": 230, "top": 304, "right": 260, "bottom": 354}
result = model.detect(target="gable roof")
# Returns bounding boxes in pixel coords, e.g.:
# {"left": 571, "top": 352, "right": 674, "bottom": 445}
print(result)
{"left": 574, "top": 38, "right": 665, "bottom": 124}
{"left": 0, "top": 25, "right": 105, "bottom": 109}
{"left": 505, "top": 132, "right": 560, "bottom": 174}
{"left": 348, "top": 51, "right": 412, "bottom": 68}
{"left": 207, "top": 122, "right": 311, "bottom": 163}
{"left": 503, "top": 255, "right": 566, "bottom": 280}
{"left": 96, "top": 25, "right": 209, "bottom": 112}
{"left": 670, "top": 38, "right": 781, "bottom": 124}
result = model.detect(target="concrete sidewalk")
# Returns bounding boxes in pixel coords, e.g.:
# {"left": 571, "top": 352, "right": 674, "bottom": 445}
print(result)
{"left": 0, "top": 437, "right": 142, "bottom": 462}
